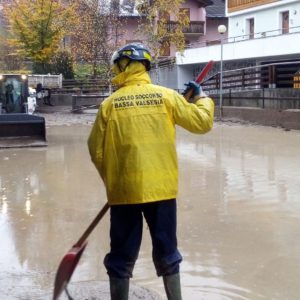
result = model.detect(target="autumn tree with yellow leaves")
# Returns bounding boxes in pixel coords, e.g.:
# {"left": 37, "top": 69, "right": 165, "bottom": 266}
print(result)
{"left": 71, "top": 0, "right": 126, "bottom": 79}
{"left": 3, "top": 0, "right": 78, "bottom": 73}
{"left": 137, "top": 0, "right": 190, "bottom": 59}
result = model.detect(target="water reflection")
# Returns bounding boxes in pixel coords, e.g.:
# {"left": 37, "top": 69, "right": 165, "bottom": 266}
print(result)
{"left": 176, "top": 123, "right": 300, "bottom": 299}
{"left": 0, "top": 123, "right": 300, "bottom": 299}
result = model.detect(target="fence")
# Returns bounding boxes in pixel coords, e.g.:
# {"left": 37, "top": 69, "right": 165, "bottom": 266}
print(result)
{"left": 52, "top": 78, "right": 110, "bottom": 95}
{"left": 28, "top": 74, "right": 63, "bottom": 88}
{"left": 201, "top": 61, "right": 300, "bottom": 109}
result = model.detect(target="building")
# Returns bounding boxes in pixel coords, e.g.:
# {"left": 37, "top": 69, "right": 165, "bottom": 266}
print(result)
{"left": 202, "top": 0, "right": 228, "bottom": 46}
{"left": 174, "top": 0, "right": 300, "bottom": 91}
{"left": 0, "top": 0, "right": 227, "bottom": 80}
{"left": 0, "top": 0, "right": 9, "bottom": 32}
{"left": 119, "top": 0, "right": 216, "bottom": 57}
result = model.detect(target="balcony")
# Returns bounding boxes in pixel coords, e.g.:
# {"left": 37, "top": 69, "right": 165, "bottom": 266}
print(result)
{"left": 176, "top": 26, "right": 300, "bottom": 66}
{"left": 228, "top": 0, "right": 280, "bottom": 13}
{"left": 166, "top": 21, "right": 205, "bottom": 35}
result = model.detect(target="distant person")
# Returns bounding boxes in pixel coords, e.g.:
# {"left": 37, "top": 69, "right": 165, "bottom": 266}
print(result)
{"left": 36, "top": 83, "right": 53, "bottom": 106}
{"left": 36, "top": 82, "right": 43, "bottom": 102}
{"left": 43, "top": 87, "right": 53, "bottom": 106}
{"left": 5, "top": 82, "right": 14, "bottom": 104}
{"left": 88, "top": 43, "right": 215, "bottom": 300}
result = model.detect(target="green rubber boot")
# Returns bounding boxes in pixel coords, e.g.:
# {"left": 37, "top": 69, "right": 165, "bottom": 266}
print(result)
{"left": 163, "top": 273, "right": 182, "bottom": 300}
{"left": 109, "top": 277, "right": 129, "bottom": 300}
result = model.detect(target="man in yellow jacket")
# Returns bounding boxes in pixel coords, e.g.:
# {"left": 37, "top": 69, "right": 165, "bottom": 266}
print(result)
{"left": 88, "top": 43, "right": 214, "bottom": 300}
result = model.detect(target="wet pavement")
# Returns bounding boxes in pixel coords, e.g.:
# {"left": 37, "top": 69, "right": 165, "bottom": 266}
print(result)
{"left": 1, "top": 113, "right": 300, "bottom": 299}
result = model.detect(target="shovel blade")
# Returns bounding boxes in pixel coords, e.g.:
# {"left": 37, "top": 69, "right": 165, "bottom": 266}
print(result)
{"left": 53, "top": 241, "right": 87, "bottom": 300}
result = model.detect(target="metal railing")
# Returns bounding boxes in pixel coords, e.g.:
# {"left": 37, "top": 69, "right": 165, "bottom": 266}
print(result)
{"left": 166, "top": 21, "right": 205, "bottom": 34}
{"left": 201, "top": 61, "right": 300, "bottom": 109}
{"left": 185, "top": 25, "right": 300, "bottom": 50}
{"left": 203, "top": 61, "right": 300, "bottom": 91}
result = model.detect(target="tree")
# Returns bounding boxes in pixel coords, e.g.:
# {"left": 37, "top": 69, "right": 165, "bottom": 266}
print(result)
{"left": 50, "top": 50, "right": 75, "bottom": 79}
{"left": 3, "top": 0, "right": 78, "bottom": 73}
{"left": 0, "top": 31, "right": 24, "bottom": 71}
{"left": 71, "top": 0, "right": 126, "bottom": 79}
{"left": 137, "top": 0, "right": 190, "bottom": 59}
{"left": 0, "top": 7, "right": 24, "bottom": 71}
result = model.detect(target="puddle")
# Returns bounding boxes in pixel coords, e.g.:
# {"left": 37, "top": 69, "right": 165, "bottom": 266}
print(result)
{"left": 1, "top": 121, "right": 300, "bottom": 299}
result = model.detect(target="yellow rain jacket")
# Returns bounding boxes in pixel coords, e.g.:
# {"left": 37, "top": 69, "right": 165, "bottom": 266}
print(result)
{"left": 88, "top": 62, "right": 214, "bottom": 205}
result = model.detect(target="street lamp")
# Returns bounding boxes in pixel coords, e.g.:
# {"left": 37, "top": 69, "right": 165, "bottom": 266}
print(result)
{"left": 218, "top": 24, "right": 227, "bottom": 119}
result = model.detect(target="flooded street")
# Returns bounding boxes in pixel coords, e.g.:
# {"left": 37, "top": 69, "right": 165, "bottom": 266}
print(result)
{"left": 1, "top": 115, "right": 300, "bottom": 300}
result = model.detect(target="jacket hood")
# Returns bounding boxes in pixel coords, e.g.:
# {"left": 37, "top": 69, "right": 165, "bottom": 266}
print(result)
{"left": 111, "top": 61, "right": 152, "bottom": 87}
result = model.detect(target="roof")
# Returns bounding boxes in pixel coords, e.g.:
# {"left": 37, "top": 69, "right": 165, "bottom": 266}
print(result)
{"left": 206, "top": 0, "right": 226, "bottom": 18}
{"left": 196, "top": 0, "right": 214, "bottom": 7}
{"left": 120, "top": 0, "right": 215, "bottom": 16}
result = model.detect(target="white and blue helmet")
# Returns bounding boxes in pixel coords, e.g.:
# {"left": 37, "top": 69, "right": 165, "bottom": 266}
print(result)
{"left": 111, "top": 43, "right": 152, "bottom": 71}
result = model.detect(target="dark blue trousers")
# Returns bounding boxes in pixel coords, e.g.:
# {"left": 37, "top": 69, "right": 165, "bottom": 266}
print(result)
{"left": 104, "top": 199, "right": 182, "bottom": 278}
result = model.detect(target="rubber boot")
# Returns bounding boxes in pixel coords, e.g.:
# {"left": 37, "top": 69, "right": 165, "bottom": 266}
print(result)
{"left": 109, "top": 277, "right": 129, "bottom": 300}
{"left": 163, "top": 273, "right": 182, "bottom": 300}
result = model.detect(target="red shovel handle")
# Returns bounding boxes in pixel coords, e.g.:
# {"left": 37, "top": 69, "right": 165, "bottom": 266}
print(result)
{"left": 195, "top": 60, "right": 214, "bottom": 84}
{"left": 183, "top": 60, "right": 214, "bottom": 100}
{"left": 75, "top": 202, "right": 110, "bottom": 247}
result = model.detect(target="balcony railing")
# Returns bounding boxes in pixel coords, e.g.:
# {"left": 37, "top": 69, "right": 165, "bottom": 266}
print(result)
{"left": 184, "top": 25, "right": 300, "bottom": 50}
{"left": 228, "top": 0, "right": 280, "bottom": 13}
{"left": 166, "top": 21, "right": 205, "bottom": 35}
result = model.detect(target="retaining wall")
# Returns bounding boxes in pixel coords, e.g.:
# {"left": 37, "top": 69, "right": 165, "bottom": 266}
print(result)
{"left": 217, "top": 88, "right": 300, "bottom": 110}
{"left": 217, "top": 107, "right": 300, "bottom": 130}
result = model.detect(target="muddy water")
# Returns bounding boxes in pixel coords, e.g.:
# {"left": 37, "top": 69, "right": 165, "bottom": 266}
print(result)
{"left": 1, "top": 121, "right": 300, "bottom": 300}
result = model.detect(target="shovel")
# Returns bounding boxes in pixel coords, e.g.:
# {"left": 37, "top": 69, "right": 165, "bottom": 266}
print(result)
{"left": 53, "top": 202, "right": 110, "bottom": 300}
{"left": 183, "top": 60, "right": 214, "bottom": 100}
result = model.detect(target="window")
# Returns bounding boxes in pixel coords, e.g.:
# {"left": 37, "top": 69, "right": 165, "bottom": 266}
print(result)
{"left": 281, "top": 11, "right": 289, "bottom": 34}
{"left": 246, "top": 18, "right": 254, "bottom": 39}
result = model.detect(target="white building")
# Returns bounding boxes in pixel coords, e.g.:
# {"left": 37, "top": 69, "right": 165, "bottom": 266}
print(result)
{"left": 174, "top": 0, "right": 300, "bottom": 90}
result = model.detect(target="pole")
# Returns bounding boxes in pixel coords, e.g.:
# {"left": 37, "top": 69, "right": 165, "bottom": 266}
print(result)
{"left": 219, "top": 36, "right": 223, "bottom": 119}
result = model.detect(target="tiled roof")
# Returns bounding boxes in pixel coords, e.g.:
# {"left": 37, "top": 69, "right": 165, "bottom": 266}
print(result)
{"left": 206, "top": 0, "right": 226, "bottom": 18}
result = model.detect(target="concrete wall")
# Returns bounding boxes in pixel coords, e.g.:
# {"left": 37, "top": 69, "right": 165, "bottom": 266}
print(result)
{"left": 213, "top": 88, "right": 300, "bottom": 110}
{"left": 211, "top": 87, "right": 300, "bottom": 130}
{"left": 150, "top": 64, "right": 179, "bottom": 89}
{"left": 217, "top": 106, "right": 300, "bottom": 130}
{"left": 50, "top": 94, "right": 73, "bottom": 106}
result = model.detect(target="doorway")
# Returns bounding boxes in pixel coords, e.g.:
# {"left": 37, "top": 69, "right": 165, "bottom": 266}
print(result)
{"left": 281, "top": 11, "right": 289, "bottom": 34}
